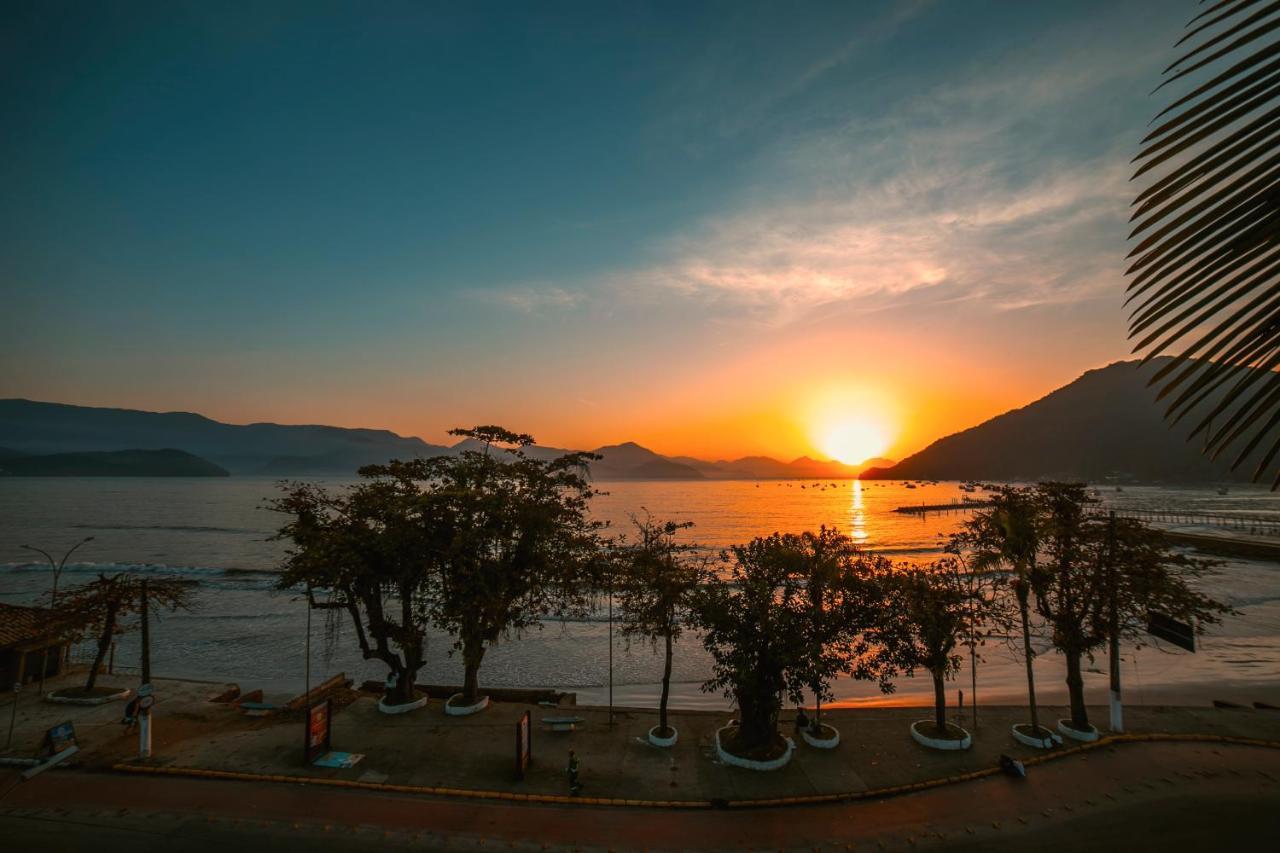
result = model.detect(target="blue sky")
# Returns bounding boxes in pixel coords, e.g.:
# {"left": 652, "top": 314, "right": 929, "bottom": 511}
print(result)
{"left": 1, "top": 1, "right": 1193, "bottom": 457}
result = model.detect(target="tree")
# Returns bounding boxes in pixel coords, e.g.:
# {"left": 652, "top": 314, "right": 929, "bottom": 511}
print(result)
{"left": 272, "top": 471, "right": 435, "bottom": 706}
{"left": 787, "top": 527, "right": 896, "bottom": 738}
{"left": 53, "top": 573, "right": 194, "bottom": 692}
{"left": 955, "top": 487, "right": 1050, "bottom": 739}
{"left": 879, "top": 559, "right": 977, "bottom": 737}
{"left": 1031, "top": 483, "right": 1231, "bottom": 732}
{"left": 691, "top": 533, "right": 809, "bottom": 759}
{"left": 1128, "top": 1, "right": 1280, "bottom": 488}
{"left": 413, "top": 426, "right": 604, "bottom": 708}
{"left": 612, "top": 513, "right": 705, "bottom": 739}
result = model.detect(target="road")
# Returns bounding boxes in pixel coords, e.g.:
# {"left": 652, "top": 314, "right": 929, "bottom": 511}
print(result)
{"left": 2, "top": 741, "right": 1277, "bottom": 851}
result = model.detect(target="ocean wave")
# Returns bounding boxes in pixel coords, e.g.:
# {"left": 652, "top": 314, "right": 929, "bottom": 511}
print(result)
{"left": 69, "top": 523, "right": 269, "bottom": 535}
{"left": 1, "top": 561, "right": 279, "bottom": 579}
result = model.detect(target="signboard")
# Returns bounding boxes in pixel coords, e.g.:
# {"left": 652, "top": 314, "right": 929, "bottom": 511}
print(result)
{"left": 515, "top": 710, "right": 532, "bottom": 779}
{"left": 1147, "top": 611, "right": 1195, "bottom": 653}
{"left": 306, "top": 698, "right": 332, "bottom": 763}
{"left": 45, "top": 721, "right": 77, "bottom": 755}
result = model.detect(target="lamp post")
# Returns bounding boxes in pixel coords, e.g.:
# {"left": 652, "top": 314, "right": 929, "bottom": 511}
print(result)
{"left": 21, "top": 537, "right": 94, "bottom": 695}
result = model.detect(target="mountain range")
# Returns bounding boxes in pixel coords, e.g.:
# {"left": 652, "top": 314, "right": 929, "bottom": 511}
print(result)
{"left": 861, "top": 358, "right": 1257, "bottom": 483}
{"left": 0, "top": 399, "right": 877, "bottom": 480}
{"left": 3, "top": 358, "right": 1259, "bottom": 482}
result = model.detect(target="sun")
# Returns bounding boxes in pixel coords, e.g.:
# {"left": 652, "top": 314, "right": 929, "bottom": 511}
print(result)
{"left": 817, "top": 418, "right": 892, "bottom": 465}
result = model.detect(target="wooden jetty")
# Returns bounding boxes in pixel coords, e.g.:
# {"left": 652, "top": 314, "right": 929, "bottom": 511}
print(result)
{"left": 894, "top": 501, "right": 993, "bottom": 515}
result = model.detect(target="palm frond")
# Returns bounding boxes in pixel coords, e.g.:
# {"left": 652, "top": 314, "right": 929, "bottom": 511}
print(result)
{"left": 1128, "top": 0, "right": 1280, "bottom": 488}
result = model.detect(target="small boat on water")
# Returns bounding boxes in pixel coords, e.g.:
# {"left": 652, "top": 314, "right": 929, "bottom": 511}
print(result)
{"left": 1218, "top": 487, "right": 1229, "bottom": 496}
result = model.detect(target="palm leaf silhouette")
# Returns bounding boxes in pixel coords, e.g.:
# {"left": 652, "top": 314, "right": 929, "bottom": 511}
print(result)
{"left": 1127, "top": 0, "right": 1280, "bottom": 488}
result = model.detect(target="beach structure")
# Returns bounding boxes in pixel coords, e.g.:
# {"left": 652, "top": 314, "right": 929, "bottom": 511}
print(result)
{"left": 0, "top": 603, "right": 73, "bottom": 686}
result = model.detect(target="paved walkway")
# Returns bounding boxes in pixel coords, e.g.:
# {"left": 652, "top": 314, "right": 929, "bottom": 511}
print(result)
{"left": 7, "top": 672, "right": 1280, "bottom": 804}
{"left": 2, "top": 740, "right": 1278, "bottom": 850}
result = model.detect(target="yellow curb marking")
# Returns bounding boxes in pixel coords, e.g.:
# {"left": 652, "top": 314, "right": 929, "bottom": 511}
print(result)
{"left": 109, "top": 733, "right": 1280, "bottom": 811}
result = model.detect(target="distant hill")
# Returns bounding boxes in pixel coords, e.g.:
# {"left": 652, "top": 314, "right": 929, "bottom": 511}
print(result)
{"left": 0, "top": 399, "right": 881, "bottom": 480}
{"left": 0, "top": 448, "right": 229, "bottom": 477}
{"left": 0, "top": 399, "right": 449, "bottom": 474}
{"left": 861, "top": 359, "right": 1261, "bottom": 484}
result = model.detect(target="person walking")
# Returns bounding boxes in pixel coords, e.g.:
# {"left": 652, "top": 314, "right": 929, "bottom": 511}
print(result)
{"left": 121, "top": 696, "right": 140, "bottom": 734}
{"left": 566, "top": 749, "right": 582, "bottom": 796}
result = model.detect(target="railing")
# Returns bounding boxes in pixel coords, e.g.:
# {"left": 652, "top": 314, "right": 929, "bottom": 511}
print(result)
{"left": 1107, "top": 508, "right": 1280, "bottom": 538}
{"left": 66, "top": 641, "right": 141, "bottom": 676}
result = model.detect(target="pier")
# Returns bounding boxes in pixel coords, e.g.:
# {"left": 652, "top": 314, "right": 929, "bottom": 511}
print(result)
{"left": 893, "top": 500, "right": 994, "bottom": 515}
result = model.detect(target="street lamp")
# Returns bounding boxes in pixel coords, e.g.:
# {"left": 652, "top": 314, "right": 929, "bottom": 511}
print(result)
{"left": 21, "top": 537, "right": 94, "bottom": 694}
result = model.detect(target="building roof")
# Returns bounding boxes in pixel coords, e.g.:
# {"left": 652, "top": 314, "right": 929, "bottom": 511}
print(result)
{"left": 0, "top": 603, "right": 70, "bottom": 649}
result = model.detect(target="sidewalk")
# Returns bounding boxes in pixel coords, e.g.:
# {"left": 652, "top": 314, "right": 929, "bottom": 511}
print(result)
{"left": 8, "top": 671, "right": 1280, "bottom": 804}
{"left": 3, "top": 740, "right": 1278, "bottom": 851}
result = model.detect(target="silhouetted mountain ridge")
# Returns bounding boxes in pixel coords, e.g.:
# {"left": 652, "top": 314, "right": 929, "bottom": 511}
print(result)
{"left": 0, "top": 448, "right": 228, "bottom": 477}
{"left": 0, "top": 399, "right": 883, "bottom": 479}
{"left": 861, "top": 359, "right": 1261, "bottom": 483}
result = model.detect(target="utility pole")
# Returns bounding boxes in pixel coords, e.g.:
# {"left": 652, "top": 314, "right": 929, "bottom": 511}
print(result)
{"left": 1107, "top": 511, "right": 1123, "bottom": 733}
{"left": 139, "top": 578, "right": 153, "bottom": 758}
{"left": 303, "top": 585, "right": 312, "bottom": 763}
{"left": 607, "top": 571, "right": 614, "bottom": 730}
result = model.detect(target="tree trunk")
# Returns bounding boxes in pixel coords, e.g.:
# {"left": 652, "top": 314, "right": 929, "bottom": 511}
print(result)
{"left": 1065, "top": 649, "right": 1089, "bottom": 731}
{"left": 734, "top": 692, "right": 776, "bottom": 754}
{"left": 932, "top": 667, "right": 947, "bottom": 735}
{"left": 461, "top": 638, "right": 486, "bottom": 705}
{"left": 1016, "top": 582, "right": 1042, "bottom": 734}
{"left": 139, "top": 579, "right": 151, "bottom": 685}
{"left": 85, "top": 605, "right": 117, "bottom": 691}
{"left": 388, "top": 664, "right": 416, "bottom": 705}
{"left": 813, "top": 688, "right": 822, "bottom": 734}
{"left": 659, "top": 632, "right": 673, "bottom": 734}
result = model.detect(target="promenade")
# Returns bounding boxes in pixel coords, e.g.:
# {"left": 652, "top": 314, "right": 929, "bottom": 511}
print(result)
{"left": 4, "top": 672, "right": 1280, "bottom": 805}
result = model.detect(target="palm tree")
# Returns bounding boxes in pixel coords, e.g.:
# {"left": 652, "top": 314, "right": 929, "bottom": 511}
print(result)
{"left": 958, "top": 488, "right": 1048, "bottom": 740}
{"left": 1128, "top": 0, "right": 1280, "bottom": 488}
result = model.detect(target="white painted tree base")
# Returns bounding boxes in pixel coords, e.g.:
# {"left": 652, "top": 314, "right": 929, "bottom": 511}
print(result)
{"left": 45, "top": 688, "right": 131, "bottom": 706}
{"left": 714, "top": 726, "right": 794, "bottom": 771}
{"left": 445, "top": 694, "right": 490, "bottom": 716}
{"left": 910, "top": 720, "right": 972, "bottom": 751}
{"left": 801, "top": 724, "right": 840, "bottom": 749}
{"left": 1011, "top": 723, "right": 1062, "bottom": 749}
{"left": 1057, "top": 719, "right": 1100, "bottom": 742}
{"left": 647, "top": 726, "right": 678, "bottom": 747}
{"left": 378, "top": 694, "right": 429, "bottom": 715}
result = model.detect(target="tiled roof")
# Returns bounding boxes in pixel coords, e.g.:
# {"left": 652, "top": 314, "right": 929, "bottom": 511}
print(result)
{"left": 0, "top": 603, "right": 65, "bottom": 648}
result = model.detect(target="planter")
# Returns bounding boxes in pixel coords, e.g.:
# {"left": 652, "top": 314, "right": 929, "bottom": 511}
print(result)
{"left": 801, "top": 724, "right": 841, "bottom": 749}
{"left": 45, "top": 687, "right": 131, "bottom": 706}
{"left": 714, "top": 726, "right": 794, "bottom": 771}
{"left": 910, "top": 720, "right": 972, "bottom": 751}
{"left": 1011, "top": 723, "right": 1062, "bottom": 749}
{"left": 444, "top": 693, "right": 490, "bottom": 716}
{"left": 1057, "top": 719, "right": 1100, "bottom": 743}
{"left": 647, "top": 725, "right": 678, "bottom": 747}
{"left": 377, "top": 694, "right": 429, "bottom": 715}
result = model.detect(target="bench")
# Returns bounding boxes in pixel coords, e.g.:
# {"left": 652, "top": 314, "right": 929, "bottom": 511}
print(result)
{"left": 542, "top": 716, "right": 585, "bottom": 732}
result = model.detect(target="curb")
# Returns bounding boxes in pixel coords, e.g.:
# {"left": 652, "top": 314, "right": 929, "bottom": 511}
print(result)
{"left": 110, "top": 733, "right": 1280, "bottom": 811}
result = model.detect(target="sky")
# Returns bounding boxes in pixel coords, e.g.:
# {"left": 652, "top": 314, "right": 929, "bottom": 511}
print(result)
{"left": 1, "top": 1, "right": 1194, "bottom": 462}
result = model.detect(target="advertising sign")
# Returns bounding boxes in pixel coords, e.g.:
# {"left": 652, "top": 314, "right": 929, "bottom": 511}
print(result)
{"left": 45, "top": 721, "right": 77, "bottom": 754}
{"left": 1147, "top": 611, "right": 1196, "bottom": 652}
{"left": 306, "top": 698, "right": 332, "bottom": 763}
{"left": 515, "top": 710, "right": 532, "bottom": 779}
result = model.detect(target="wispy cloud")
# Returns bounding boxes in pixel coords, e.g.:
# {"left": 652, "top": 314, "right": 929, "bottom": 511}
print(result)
{"left": 616, "top": 18, "right": 1163, "bottom": 326}
{"left": 465, "top": 284, "right": 583, "bottom": 314}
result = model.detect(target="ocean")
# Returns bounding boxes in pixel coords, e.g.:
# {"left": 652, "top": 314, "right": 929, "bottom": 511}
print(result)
{"left": 2, "top": 477, "right": 1277, "bottom": 709}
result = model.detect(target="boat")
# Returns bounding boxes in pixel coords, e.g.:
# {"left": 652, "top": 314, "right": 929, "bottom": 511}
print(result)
{"left": 1217, "top": 487, "right": 1229, "bottom": 496}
